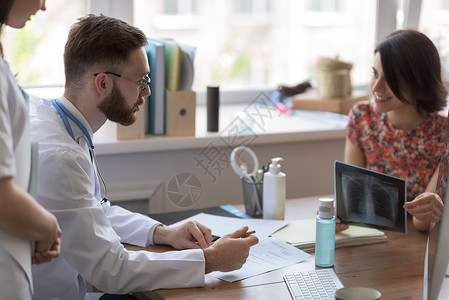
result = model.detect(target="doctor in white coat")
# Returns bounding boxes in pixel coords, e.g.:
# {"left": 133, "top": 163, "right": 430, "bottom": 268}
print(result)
{"left": 0, "top": 0, "right": 61, "bottom": 299}
{"left": 30, "top": 15, "right": 258, "bottom": 299}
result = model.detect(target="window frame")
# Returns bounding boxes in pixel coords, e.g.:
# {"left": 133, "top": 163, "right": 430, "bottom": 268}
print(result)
{"left": 89, "top": 0, "right": 420, "bottom": 104}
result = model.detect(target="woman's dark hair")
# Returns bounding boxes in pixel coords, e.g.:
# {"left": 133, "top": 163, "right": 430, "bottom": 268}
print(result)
{"left": 375, "top": 29, "right": 447, "bottom": 115}
{"left": 0, "top": 0, "right": 14, "bottom": 57}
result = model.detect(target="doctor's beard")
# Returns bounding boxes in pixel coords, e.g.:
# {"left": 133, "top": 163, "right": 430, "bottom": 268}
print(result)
{"left": 98, "top": 83, "right": 144, "bottom": 126}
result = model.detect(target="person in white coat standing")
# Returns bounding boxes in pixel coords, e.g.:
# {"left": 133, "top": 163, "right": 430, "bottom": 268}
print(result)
{"left": 0, "top": 0, "right": 62, "bottom": 299}
{"left": 30, "top": 14, "right": 258, "bottom": 299}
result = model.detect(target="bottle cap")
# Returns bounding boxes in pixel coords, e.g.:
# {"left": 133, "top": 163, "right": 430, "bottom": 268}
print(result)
{"left": 318, "top": 198, "right": 334, "bottom": 219}
{"left": 269, "top": 157, "right": 283, "bottom": 174}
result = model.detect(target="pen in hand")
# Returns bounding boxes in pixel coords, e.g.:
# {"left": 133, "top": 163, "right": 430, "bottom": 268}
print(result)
{"left": 243, "top": 230, "right": 256, "bottom": 238}
{"left": 210, "top": 230, "right": 256, "bottom": 246}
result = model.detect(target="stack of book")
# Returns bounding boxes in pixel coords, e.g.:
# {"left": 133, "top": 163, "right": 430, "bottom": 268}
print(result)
{"left": 101, "top": 39, "right": 196, "bottom": 140}
{"left": 144, "top": 38, "right": 196, "bottom": 136}
{"left": 271, "top": 219, "right": 386, "bottom": 252}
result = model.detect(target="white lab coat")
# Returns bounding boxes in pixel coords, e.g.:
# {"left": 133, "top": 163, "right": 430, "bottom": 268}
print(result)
{"left": 30, "top": 97, "right": 205, "bottom": 300}
{"left": 0, "top": 57, "right": 33, "bottom": 299}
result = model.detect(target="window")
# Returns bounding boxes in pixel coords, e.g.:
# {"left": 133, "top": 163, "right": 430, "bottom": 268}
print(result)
{"left": 307, "top": 0, "right": 341, "bottom": 12}
{"left": 4, "top": 0, "right": 421, "bottom": 97}
{"left": 135, "top": 0, "right": 377, "bottom": 92}
{"left": 2, "top": 0, "right": 85, "bottom": 87}
{"left": 164, "top": 0, "right": 198, "bottom": 14}
{"left": 419, "top": 0, "right": 449, "bottom": 80}
{"left": 236, "top": 0, "right": 272, "bottom": 14}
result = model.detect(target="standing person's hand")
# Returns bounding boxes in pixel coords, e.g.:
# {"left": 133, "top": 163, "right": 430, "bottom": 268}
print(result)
{"left": 32, "top": 221, "right": 62, "bottom": 264}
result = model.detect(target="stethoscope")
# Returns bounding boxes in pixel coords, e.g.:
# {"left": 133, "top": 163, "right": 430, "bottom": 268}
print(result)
{"left": 52, "top": 99, "right": 108, "bottom": 204}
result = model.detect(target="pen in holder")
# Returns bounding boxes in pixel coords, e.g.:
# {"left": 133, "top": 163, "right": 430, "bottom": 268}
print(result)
{"left": 241, "top": 177, "right": 263, "bottom": 217}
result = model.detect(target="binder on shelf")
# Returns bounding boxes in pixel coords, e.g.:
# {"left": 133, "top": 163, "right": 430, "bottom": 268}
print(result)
{"left": 179, "top": 44, "right": 196, "bottom": 91}
{"left": 162, "top": 39, "right": 182, "bottom": 91}
{"left": 165, "top": 90, "right": 196, "bottom": 137}
{"left": 145, "top": 38, "right": 166, "bottom": 135}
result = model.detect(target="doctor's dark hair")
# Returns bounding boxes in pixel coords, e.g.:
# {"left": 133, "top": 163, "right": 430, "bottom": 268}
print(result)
{"left": 375, "top": 29, "right": 447, "bottom": 115}
{"left": 64, "top": 14, "right": 147, "bottom": 88}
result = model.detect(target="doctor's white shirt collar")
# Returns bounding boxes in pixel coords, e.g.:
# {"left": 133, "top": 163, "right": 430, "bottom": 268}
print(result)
{"left": 58, "top": 96, "right": 94, "bottom": 141}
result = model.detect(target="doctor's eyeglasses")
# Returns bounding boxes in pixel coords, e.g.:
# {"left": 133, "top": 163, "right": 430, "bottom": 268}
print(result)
{"left": 93, "top": 71, "right": 150, "bottom": 91}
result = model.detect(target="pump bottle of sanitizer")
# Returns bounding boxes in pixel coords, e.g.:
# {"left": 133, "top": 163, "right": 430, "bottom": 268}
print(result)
{"left": 263, "top": 157, "right": 286, "bottom": 220}
{"left": 315, "top": 198, "right": 336, "bottom": 267}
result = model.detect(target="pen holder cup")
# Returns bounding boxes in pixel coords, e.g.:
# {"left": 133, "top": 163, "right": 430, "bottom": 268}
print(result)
{"left": 241, "top": 177, "right": 263, "bottom": 217}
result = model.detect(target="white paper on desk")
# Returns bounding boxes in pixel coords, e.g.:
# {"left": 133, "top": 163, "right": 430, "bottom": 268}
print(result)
{"left": 208, "top": 237, "right": 310, "bottom": 282}
{"left": 169, "top": 213, "right": 288, "bottom": 238}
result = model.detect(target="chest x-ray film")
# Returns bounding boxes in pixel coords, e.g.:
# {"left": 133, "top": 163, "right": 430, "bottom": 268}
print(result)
{"left": 334, "top": 161, "right": 407, "bottom": 233}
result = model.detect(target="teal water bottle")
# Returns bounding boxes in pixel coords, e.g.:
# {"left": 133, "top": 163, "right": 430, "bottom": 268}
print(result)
{"left": 315, "top": 198, "right": 336, "bottom": 267}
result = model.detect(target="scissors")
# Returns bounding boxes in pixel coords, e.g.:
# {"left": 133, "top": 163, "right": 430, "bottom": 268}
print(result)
{"left": 230, "top": 146, "right": 259, "bottom": 182}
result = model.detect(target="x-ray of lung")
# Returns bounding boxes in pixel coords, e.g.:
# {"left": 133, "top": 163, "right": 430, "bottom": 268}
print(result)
{"left": 339, "top": 172, "right": 398, "bottom": 227}
{"left": 334, "top": 161, "right": 407, "bottom": 233}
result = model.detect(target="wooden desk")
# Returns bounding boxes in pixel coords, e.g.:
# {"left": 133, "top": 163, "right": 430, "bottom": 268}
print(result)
{"left": 134, "top": 197, "right": 428, "bottom": 300}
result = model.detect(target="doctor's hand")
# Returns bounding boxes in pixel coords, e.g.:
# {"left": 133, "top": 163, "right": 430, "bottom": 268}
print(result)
{"left": 32, "top": 224, "right": 62, "bottom": 264}
{"left": 203, "top": 226, "right": 259, "bottom": 273}
{"left": 153, "top": 221, "right": 213, "bottom": 250}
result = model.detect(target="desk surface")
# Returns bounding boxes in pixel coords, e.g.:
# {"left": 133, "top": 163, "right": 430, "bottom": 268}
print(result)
{"left": 134, "top": 197, "right": 428, "bottom": 300}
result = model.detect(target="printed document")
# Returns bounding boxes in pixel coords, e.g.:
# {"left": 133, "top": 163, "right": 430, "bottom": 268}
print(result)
{"left": 207, "top": 237, "right": 310, "bottom": 282}
{"left": 169, "top": 213, "right": 288, "bottom": 238}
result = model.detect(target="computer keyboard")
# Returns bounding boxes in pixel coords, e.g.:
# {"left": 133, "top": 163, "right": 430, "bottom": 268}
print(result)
{"left": 283, "top": 268, "right": 344, "bottom": 300}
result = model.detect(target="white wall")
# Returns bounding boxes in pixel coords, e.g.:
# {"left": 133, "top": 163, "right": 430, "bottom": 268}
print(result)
{"left": 96, "top": 132, "right": 345, "bottom": 214}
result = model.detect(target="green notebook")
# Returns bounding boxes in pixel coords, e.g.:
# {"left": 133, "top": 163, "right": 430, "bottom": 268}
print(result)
{"left": 271, "top": 219, "right": 386, "bottom": 252}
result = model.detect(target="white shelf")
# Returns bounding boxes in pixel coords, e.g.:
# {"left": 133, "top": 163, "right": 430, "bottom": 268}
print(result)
{"left": 24, "top": 86, "right": 348, "bottom": 156}
{"left": 94, "top": 104, "right": 348, "bottom": 155}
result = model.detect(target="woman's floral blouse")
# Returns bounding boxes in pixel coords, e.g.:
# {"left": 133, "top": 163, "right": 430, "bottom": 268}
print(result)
{"left": 346, "top": 101, "right": 447, "bottom": 201}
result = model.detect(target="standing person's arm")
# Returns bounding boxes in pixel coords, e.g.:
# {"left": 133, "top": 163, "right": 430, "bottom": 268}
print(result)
{"left": 0, "top": 177, "right": 61, "bottom": 262}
